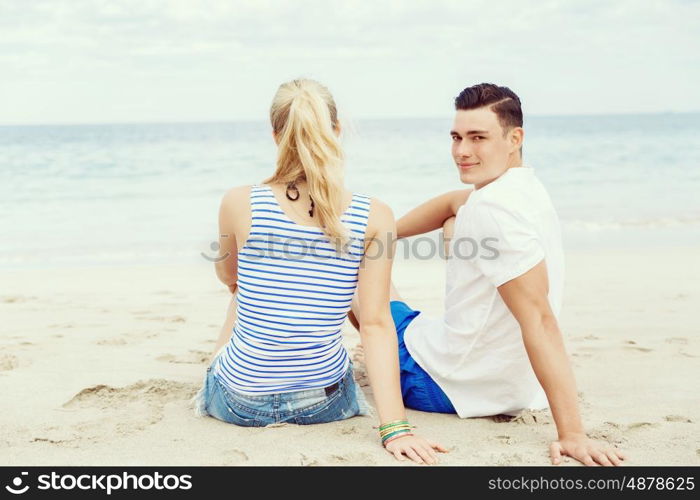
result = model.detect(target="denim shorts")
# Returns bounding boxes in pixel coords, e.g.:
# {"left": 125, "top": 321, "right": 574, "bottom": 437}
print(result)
{"left": 192, "top": 354, "right": 373, "bottom": 427}
{"left": 391, "top": 300, "right": 457, "bottom": 414}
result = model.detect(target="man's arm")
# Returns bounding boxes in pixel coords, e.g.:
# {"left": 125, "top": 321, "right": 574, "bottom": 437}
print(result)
{"left": 396, "top": 189, "right": 471, "bottom": 239}
{"left": 498, "top": 260, "right": 626, "bottom": 466}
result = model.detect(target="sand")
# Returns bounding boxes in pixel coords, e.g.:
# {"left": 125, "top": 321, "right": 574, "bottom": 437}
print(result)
{"left": 1, "top": 248, "right": 698, "bottom": 466}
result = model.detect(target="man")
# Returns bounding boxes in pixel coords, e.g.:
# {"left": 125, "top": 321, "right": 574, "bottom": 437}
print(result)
{"left": 349, "top": 83, "right": 626, "bottom": 466}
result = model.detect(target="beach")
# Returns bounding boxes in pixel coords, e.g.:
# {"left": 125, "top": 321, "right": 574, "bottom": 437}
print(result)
{"left": 2, "top": 247, "right": 698, "bottom": 466}
{"left": 2, "top": 0, "right": 699, "bottom": 470}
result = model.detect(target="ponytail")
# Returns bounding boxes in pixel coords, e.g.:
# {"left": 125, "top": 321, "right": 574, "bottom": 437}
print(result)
{"left": 264, "top": 79, "right": 350, "bottom": 249}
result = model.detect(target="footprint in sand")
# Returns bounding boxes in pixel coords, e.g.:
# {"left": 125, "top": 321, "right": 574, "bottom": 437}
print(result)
{"left": 665, "top": 337, "right": 696, "bottom": 356}
{"left": 623, "top": 340, "right": 653, "bottom": 351}
{"left": 328, "top": 452, "right": 377, "bottom": 465}
{"left": 625, "top": 346, "right": 654, "bottom": 352}
{"left": 495, "top": 434, "right": 514, "bottom": 445}
{"left": 134, "top": 314, "right": 187, "bottom": 323}
{"left": 97, "top": 337, "right": 128, "bottom": 346}
{"left": 664, "top": 415, "right": 693, "bottom": 423}
{"left": 0, "top": 354, "right": 19, "bottom": 371}
{"left": 135, "top": 331, "right": 161, "bottom": 339}
{"left": 64, "top": 379, "right": 196, "bottom": 410}
{"left": 588, "top": 422, "right": 626, "bottom": 445}
{"left": 2, "top": 295, "right": 37, "bottom": 303}
{"left": 31, "top": 380, "right": 197, "bottom": 446}
{"left": 511, "top": 410, "right": 552, "bottom": 425}
{"left": 626, "top": 421, "right": 659, "bottom": 430}
{"left": 53, "top": 378, "right": 199, "bottom": 442}
{"left": 299, "top": 453, "right": 319, "bottom": 466}
{"left": 222, "top": 449, "right": 249, "bottom": 465}
{"left": 29, "top": 423, "right": 89, "bottom": 448}
{"left": 339, "top": 425, "right": 360, "bottom": 436}
{"left": 571, "top": 334, "right": 601, "bottom": 342}
{"left": 97, "top": 330, "right": 161, "bottom": 345}
{"left": 31, "top": 437, "right": 71, "bottom": 445}
{"left": 157, "top": 350, "right": 210, "bottom": 365}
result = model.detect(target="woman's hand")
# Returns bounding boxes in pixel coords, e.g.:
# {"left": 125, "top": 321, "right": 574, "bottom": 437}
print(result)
{"left": 384, "top": 433, "right": 449, "bottom": 465}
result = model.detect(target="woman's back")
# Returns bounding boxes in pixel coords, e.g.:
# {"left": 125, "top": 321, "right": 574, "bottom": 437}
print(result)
{"left": 214, "top": 183, "right": 371, "bottom": 395}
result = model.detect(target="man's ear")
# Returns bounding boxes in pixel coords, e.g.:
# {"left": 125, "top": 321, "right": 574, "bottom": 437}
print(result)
{"left": 509, "top": 127, "right": 524, "bottom": 154}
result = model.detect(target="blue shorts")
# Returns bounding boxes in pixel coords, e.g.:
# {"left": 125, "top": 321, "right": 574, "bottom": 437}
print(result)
{"left": 391, "top": 300, "right": 456, "bottom": 414}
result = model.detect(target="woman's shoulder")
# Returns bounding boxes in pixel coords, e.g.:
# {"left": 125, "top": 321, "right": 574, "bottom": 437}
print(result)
{"left": 221, "top": 184, "right": 254, "bottom": 200}
{"left": 361, "top": 196, "right": 394, "bottom": 234}
{"left": 219, "top": 184, "right": 255, "bottom": 213}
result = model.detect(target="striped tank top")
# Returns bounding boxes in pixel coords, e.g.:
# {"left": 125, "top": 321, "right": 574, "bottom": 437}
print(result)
{"left": 214, "top": 184, "right": 371, "bottom": 395}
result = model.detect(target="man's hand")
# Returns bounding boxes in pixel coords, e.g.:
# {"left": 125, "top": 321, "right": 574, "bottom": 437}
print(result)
{"left": 550, "top": 432, "right": 627, "bottom": 466}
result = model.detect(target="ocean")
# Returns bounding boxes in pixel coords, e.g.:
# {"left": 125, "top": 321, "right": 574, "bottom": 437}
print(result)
{"left": 1, "top": 113, "right": 699, "bottom": 269}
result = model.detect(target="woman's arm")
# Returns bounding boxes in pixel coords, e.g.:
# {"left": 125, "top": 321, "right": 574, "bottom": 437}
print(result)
{"left": 396, "top": 189, "right": 471, "bottom": 239}
{"left": 209, "top": 186, "right": 252, "bottom": 363}
{"left": 215, "top": 186, "right": 252, "bottom": 292}
{"left": 208, "top": 291, "right": 238, "bottom": 364}
{"left": 356, "top": 198, "right": 447, "bottom": 464}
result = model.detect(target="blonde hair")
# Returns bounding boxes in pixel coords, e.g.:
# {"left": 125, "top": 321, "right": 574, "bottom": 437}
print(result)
{"left": 264, "top": 78, "right": 349, "bottom": 249}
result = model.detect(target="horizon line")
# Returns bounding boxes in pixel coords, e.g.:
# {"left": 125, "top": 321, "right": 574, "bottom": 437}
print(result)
{"left": 1, "top": 110, "right": 698, "bottom": 128}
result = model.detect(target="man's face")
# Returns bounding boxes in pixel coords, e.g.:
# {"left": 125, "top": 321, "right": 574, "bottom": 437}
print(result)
{"left": 450, "top": 107, "right": 523, "bottom": 189}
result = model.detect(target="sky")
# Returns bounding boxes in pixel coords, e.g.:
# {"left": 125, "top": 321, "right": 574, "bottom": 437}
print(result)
{"left": 1, "top": 0, "right": 698, "bottom": 125}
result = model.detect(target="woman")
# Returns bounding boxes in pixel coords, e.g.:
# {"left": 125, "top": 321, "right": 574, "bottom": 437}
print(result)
{"left": 192, "top": 78, "right": 447, "bottom": 464}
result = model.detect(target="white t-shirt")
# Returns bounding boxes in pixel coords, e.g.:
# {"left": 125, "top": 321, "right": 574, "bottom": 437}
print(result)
{"left": 404, "top": 166, "right": 565, "bottom": 418}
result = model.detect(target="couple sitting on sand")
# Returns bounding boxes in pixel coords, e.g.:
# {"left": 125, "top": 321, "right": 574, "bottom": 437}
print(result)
{"left": 192, "top": 78, "right": 626, "bottom": 466}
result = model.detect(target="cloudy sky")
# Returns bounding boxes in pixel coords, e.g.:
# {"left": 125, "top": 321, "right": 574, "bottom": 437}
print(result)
{"left": 1, "top": 0, "right": 698, "bottom": 125}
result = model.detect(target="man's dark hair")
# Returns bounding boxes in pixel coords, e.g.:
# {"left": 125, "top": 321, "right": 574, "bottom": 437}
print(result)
{"left": 454, "top": 83, "right": 523, "bottom": 134}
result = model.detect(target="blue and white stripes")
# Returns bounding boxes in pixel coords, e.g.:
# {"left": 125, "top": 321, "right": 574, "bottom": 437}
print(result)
{"left": 214, "top": 184, "right": 371, "bottom": 394}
